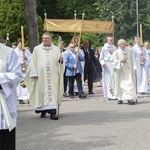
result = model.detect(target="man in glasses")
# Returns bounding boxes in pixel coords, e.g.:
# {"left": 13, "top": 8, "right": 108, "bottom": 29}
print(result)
{"left": 111, "top": 39, "right": 137, "bottom": 105}
{"left": 65, "top": 43, "right": 87, "bottom": 98}
{"left": 24, "top": 32, "right": 64, "bottom": 120}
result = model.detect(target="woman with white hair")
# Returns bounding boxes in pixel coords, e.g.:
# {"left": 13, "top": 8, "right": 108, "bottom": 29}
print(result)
{"left": 110, "top": 39, "right": 137, "bottom": 105}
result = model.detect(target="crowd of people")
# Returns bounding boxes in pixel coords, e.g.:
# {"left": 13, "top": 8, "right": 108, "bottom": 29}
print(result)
{"left": 1, "top": 34, "right": 150, "bottom": 105}
{"left": 1, "top": 33, "right": 150, "bottom": 149}
{"left": 60, "top": 35, "right": 150, "bottom": 105}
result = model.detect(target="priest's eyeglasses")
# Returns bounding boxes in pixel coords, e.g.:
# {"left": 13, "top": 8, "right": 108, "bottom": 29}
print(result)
{"left": 43, "top": 38, "right": 50, "bottom": 40}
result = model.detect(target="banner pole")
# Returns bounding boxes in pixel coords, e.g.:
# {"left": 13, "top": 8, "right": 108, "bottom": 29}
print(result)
{"left": 78, "top": 12, "right": 85, "bottom": 48}
{"left": 111, "top": 12, "right": 115, "bottom": 40}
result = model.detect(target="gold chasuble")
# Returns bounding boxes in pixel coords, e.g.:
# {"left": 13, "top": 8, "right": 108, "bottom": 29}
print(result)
{"left": 24, "top": 43, "right": 64, "bottom": 108}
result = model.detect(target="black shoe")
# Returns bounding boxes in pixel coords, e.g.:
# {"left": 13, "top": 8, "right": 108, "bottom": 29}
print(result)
{"left": 118, "top": 100, "right": 123, "bottom": 104}
{"left": 50, "top": 114, "right": 59, "bottom": 120}
{"left": 141, "top": 92, "right": 146, "bottom": 95}
{"left": 79, "top": 94, "right": 87, "bottom": 98}
{"left": 40, "top": 112, "right": 46, "bottom": 118}
{"left": 19, "top": 100, "right": 25, "bottom": 104}
{"left": 75, "top": 92, "right": 78, "bottom": 96}
{"left": 63, "top": 93, "right": 69, "bottom": 97}
{"left": 128, "top": 100, "right": 136, "bottom": 105}
{"left": 108, "top": 98, "right": 118, "bottom": 100}
{"left": 89, "top": 91, "right": 94, "bottom": 94}
{"left": 69, "top": 95, "right": 75, "bottom": 98}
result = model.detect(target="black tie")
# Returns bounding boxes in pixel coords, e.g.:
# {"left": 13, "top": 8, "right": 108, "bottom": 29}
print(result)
{"left": 85, "top": 49, "right": 90, "bottom": 59}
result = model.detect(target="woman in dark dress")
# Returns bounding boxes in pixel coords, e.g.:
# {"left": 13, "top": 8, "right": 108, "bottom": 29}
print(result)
{"left": 93, "top": 49, "right": 102, "bottom": 86}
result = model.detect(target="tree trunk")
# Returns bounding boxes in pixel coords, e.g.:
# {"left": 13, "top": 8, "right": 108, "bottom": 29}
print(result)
{"left": 24, "top": 0, "right": 39, "bottom": 53}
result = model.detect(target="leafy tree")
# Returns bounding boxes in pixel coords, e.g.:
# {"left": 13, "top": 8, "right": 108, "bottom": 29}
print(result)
{"left": 0, "top": 0, "right": 43, "bottom": 50}
{"left": 94, "top": 0, "right": 149, "bottom": 43}
{"left": 0, "top": 0, "right": 25, "bottom": 44}
{"left": 141, "top": 1, "right": 150, "bottom": 42}
{"left": 1, "top": 0, "right": 149, "bottom": 48}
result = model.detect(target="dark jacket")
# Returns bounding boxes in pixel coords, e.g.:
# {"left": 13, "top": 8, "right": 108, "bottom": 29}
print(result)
{"left": 81, "top": 47, "right": 96, "bottom": 71}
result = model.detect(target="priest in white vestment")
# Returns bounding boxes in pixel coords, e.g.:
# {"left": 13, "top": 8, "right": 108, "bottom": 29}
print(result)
{"left": 14, "top": 39, "right": 32, "bottom": 104}
{"left": 24, "top": 32, "right": 64, "bottom": 120}
{"left": 99, "top": 36, "right": 117, "bottom": 100}
{"left": 0, "top": 43, "right": 22, "bottom": 150}
{"left": 133, "top": 36, "right": 149, "bottom": 94}
{"left": 110, "top": 39, "right": 137, "bottom": 105}
{"left": 143, "top": 42, "right": 150, "bottom": 92}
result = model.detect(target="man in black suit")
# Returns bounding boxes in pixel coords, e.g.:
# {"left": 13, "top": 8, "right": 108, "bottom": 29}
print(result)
{"left": 81, "top": 41, "right": 96, "bottom": 94}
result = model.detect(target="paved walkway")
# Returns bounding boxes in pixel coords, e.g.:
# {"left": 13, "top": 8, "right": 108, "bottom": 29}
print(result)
{"left": 16, "top": 86, "right": 150, "bottom": 150}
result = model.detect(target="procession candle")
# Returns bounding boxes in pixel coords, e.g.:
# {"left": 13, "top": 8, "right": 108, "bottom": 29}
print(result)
{"left": 21, "top": 26, "right": 25, "bottom": 50}
{"left": 140, "top": 24, "right": 143, "bottom": 46}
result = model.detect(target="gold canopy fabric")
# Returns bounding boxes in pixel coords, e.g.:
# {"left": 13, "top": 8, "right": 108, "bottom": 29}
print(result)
{"left": 44, "top": 19, "right": 114, "bottom": 34}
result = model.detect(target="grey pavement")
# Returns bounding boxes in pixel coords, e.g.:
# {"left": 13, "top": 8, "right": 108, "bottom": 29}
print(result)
{"left": 16, "top": 87, "right": 150, "bottom": 150}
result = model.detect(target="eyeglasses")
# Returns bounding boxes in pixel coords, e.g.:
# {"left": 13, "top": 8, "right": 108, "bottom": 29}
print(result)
{"left": 42, "top": 38, "right": 50, "bottom": 40}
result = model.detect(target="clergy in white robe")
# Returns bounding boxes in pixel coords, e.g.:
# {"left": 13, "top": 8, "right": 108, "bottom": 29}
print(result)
{"left": 110, "top": 39, "right": 137, "bottom": 105}
{"left": 144, "top": 42, "right": 150, "bottom": 56}
{"left": 99, "top": 36, "right": 117, "bottom": 100}
{"left": 133, "top": 36, "right": 149, "bottom": 94}
{"left": 24, "top": 32, "right": 64, "bottom": 120}
{"left": 14, "top": 39, "right": 32, "bottom": 104}
{"left": 0, "top": 43, "right": 22, "bottom": 150}
{"left": 143, "top": 42, "right": 150, "bottom": 92}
